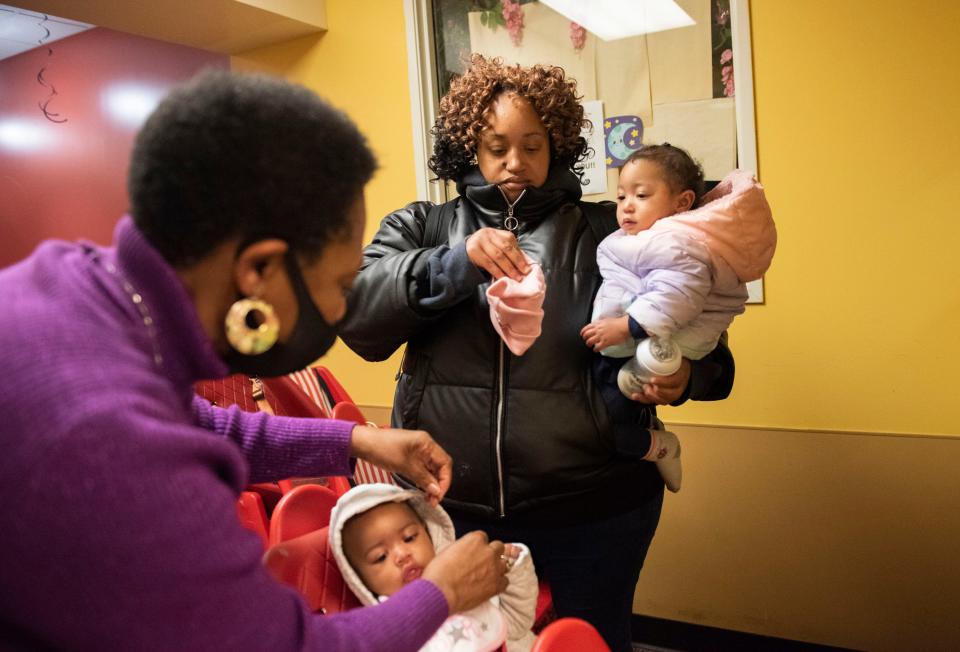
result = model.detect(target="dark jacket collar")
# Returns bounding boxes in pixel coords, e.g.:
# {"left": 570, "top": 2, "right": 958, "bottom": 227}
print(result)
{"left": 456, "top": 165, "right": 583, "bottom": 229}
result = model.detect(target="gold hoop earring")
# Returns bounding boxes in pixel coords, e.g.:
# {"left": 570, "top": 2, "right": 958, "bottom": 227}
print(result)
{"left": 224, "top": 298, "right": 280, "bottom": 355}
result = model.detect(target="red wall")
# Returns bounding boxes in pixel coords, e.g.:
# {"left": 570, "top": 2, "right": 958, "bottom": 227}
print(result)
{"left": 0, "top": 27, "right": 227, "bottom": 268}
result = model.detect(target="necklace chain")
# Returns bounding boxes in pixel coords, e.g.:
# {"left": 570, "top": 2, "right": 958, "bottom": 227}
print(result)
{"left": 97, "top": 256, "right": 164, "bottom": 369}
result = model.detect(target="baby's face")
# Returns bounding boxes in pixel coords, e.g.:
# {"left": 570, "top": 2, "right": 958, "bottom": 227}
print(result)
{"left": 616, "top": 159, "right": 686, "bottom": 235}
{"left": 343, "top": 501, "right": 435, "bottom": 597}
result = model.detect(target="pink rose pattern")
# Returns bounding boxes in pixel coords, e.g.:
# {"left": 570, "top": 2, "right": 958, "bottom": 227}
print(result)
{"left": 569, "top": 21, "right": 586, "bottom": 52}
{"left": 713, "top": 0, "right": 735, "bottom": 97}
{"left": 502, "top": 0, "right": 524, "bottom": 46}
{"left": 720, "top": 47, "right": 734, "bottom": 97}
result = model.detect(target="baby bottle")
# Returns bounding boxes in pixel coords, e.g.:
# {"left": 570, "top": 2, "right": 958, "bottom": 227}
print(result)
{"left": 617, "top": 336, "right": 682, "bottom": 397}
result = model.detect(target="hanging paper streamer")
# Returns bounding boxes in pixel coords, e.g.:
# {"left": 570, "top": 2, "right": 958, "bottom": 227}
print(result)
{"left": 604, "top": 115, "right": 643, "bottom": 168}
{"left": 36, "top": 14, "right": 67, "bottom": 124}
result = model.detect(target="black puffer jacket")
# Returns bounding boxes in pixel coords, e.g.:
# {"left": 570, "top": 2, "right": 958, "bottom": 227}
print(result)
{"left": 340, "top": 167, "right": 733, "bottom": 524}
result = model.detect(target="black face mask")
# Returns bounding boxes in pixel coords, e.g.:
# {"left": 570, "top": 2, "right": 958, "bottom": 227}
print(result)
{"left": 223, "top": 253, "right": 338, "bottom": 378}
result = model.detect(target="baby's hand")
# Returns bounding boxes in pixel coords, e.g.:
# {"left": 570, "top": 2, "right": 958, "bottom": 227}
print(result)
{"left": 580, "top": 316, "right": 631, "bottom": 351}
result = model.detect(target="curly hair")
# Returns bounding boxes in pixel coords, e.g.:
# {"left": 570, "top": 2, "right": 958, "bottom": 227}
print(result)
{"left": 429, "top": 54, "right": 590, "bottom": 181}
{"left": 129, "top": 70, "right": 376, "bottom": 267}
{"left": 625, "top": 143, "right": 705, "bottom": 204}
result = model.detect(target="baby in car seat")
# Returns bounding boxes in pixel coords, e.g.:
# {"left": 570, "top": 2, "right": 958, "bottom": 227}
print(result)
{"left": 329, "top": 483, "right": 538, "bottom": 652}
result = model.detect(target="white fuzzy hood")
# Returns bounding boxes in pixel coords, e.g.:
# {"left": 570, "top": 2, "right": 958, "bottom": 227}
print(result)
{"left": 330, "top": 484, "right": 538, "bottom": 651}
{"left": 328, "top": 483, "right": 457, "bottom": 606}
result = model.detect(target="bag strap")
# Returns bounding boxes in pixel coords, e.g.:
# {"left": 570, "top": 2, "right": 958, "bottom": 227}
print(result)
{"left": 423, "top": 198, "right": 458, "bottom": 248}
{"left": 580, "top": 200, "right": 619, "bottom": 245}
{"left": 250, "top": 377, "right": 275, "bottom": 415}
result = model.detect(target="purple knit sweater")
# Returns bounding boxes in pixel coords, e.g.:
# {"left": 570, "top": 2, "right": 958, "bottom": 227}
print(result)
{"left": 0, "top": 218, "right": 448, "bottom": 651}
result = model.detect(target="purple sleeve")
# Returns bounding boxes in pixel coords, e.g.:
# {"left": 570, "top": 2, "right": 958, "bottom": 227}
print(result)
{"left": 307, "top": 581, "right": 449, "bottom": 650}
{"left": 191, "top": 394, "right": 355, "bottom": 483}
{"left": 20, "top": 404, "right": 448, "bottom": 651}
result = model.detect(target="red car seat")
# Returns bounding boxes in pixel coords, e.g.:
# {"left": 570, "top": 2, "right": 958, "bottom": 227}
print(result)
{"left": 531, "top": 618, "right": 610, "bottom": 652}
{"left": 263, "top": 526, "right": 362, "bottom": 615}
{"left": 269, "top": 483, "right": 339, "bottom": 546}
{"left": 236, "top": 490, "right": 269, "bottom": 550}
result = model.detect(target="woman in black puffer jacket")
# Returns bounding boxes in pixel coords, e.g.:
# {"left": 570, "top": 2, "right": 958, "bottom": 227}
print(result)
{"left": 340, "top": 54, "right": 734, "bottom": 652}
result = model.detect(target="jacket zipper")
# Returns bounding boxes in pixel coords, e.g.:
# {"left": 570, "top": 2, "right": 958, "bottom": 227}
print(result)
{"left": 495, "top": 340, "right": 506, "bottom": 517}
{"left": 494, "top": 188, "right": 525, "bottom": 517}
{"left": 500, "top": 188, "right": 525, "bottom": 232}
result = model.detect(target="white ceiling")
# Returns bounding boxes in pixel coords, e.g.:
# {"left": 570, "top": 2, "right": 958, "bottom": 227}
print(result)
{"left": 0, "top": 3, "right": 91, "bottom": 61}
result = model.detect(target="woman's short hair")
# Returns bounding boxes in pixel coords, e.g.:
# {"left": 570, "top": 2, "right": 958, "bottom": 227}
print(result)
{"left": 129, "top": 70, "right": 376, "bottom": 267}
{"left": 429, "top": 54, "right": 590, "bottom": 181}
{"left": 625, "top": 143, "right": 705, "bottom": 204}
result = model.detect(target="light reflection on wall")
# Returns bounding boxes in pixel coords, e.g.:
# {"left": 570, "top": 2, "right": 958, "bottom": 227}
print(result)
{"left": 101, "top": 83, "right": 166, "bottom": 130}
{"left": 0, "top": 27, "right": 227, "bottom": 267}
{"left": 0, "top": 117, "right": 57, "bottom": 153}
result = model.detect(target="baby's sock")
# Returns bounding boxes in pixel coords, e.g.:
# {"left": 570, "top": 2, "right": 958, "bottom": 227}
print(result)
{"left": 644, "top": 429, "right": 682, "bottom": 493}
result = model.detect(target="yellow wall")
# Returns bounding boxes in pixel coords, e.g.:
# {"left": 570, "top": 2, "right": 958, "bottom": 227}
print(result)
{"left": 660, "top": 0, "right": 960, "bottom": 437}
{"left": 232, "top": 0, "right": 412, "bottom": 405}
{"left": 236, "top": 0, "right": 960, "bottom": 437}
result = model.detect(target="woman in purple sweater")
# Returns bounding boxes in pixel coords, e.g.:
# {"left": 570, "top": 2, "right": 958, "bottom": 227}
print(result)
{"left": 0, "top": 71, "right": 509, "bottom": 651}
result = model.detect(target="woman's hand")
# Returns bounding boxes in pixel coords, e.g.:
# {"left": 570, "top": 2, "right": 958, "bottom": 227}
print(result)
{"left": 628, "top": 358, "right": 692, "bottom": 405}
{"left": 422, "top": 531, "right": 509, "bottom": 613}
{"left": 349, "top": 425, "right": 452, "bottom": 505}
{"left": 501, "top": 543, "right": 521, "bottom": 570}
{"left": 580, "top": 316, "right": 631, "bottom": 351}
{"left": 466, "top": 228, "right": 530, "bottom": 281}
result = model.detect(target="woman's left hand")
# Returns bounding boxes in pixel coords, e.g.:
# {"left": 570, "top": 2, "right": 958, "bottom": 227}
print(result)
{"left": 349, "top": 425, "right": 452, "bottom": 505}
{"left": 628, "top": 358, "right": 692, "bottom": 405}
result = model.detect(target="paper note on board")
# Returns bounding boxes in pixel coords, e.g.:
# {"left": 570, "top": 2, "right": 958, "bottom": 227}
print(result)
{"left": 580, "top": 100, "right": 608, "bottom": 196}
{"left": 642, "top": 97, "right": 736, "bottom": 180}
